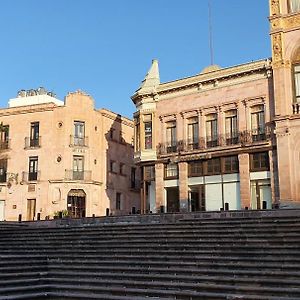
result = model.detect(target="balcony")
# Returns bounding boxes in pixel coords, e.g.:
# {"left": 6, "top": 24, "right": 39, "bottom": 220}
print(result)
{"left": 24, "top": 137, "right": 41, "bottom": 149}
{"left": 69, "top": 135, "right": 88, "bottom": 147}
{"left": 293, "top": 102, "right": 300, "bottom": 114}
{"left": 0, "top": 139, "right": 10, "bottom": 150}
{"left": 65, "top": 170, "right": 92, "bottom": 181}
{"left": 22, "top": 171, "right": 40, "bottom": 182}
{"left": 157, "top": 129, "right": 271, "bottom": 156}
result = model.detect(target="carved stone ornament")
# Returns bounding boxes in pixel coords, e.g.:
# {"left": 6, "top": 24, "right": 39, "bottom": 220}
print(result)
{"left": 284, "top": 14, "right": 300, "bottom": 28}
{"left": 271, "top": 0, "right": 280, "bottom": 15}
{"left": 272, "top": 33, "right": 283, "bottom": 62}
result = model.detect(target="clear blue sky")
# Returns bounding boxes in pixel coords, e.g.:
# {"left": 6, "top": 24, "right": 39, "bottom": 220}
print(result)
{"left": 0, "top": 0, "right": 270, "bottom": 118}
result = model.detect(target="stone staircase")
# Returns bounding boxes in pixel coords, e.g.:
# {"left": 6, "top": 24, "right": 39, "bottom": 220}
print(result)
{"left": 1, "top": 211, "right": 300, "bottom": 299}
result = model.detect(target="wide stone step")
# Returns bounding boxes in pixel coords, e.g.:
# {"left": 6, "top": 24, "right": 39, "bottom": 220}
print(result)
{"left": 47, "top": 269, "right": 300, "bottom": 288}
{"left": 47, "top": 258, "right": 300, "bottom": 271}
{"left": 1, "top": 254, "right": 300, "bottom": 266}
{"left": 0, "top": 284, "right": 49, "bottom": 299}
{"left": 47, "top": 263, "right": 300, "bottom": 279}
{"left": 1, "top": 244, "right": 299, "bottom": 254}
{"left": 47, "top": 276, "right": 300, "bottom": 297}
{"left": 41, "top": 282, "right": 300, "bottom": 300}
{"left": 0, "top": 237, "right": 299, "bottom": 246}
{"left": 0, "top": 232, "right": 299, "bottom": 244}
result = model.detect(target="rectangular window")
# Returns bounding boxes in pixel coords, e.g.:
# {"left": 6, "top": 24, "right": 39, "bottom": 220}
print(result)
{"left": 294, "top": 64, "right": 300, "bottom": 102}
{"left": 251, "top": 105, "right": 265, "bottom": 141}
{"left": 225, "top": 110, "right": 238, "bottom": 145}
{"left": 188, "top": 161, "right": 203, "bottom": 177}
{"left": 116, "top": 192, "right": 121, "bottom": 210}
{"left": 144, "top": 114, "right": 152, "bottom": 149}
{"left": 289, "top": 0, "right": 300, "bottom": 12}
{"left": 74, "top": 121, "right": 85, "bottom": 146}
{"left": 131, "top": 167, "right": 136, "bottom": 188}
{"left": 206, "top": 158, "right": 221, "bottom": 175}
{"left": 109, "top": 160, "right": 118, "bottom": 173}
{"left": 166, "top": 121, "right": 177, "bottom": 153}
{"left": 164, "top": 163, "right": 178, "bottom": 179}
{"left": 0, "top": 124, "right": 9, "bottom": 150}
{"left": 187, "top": 117, "right": 199, "bottom": 150}
{"left": 223, "top": 156, "right": 239, "bottom": 174}
{"left": 30, "top": 122, "right": 39, "bottom": 147}
{"left": 73, "top": 156, "right": 84, "bottom": 180}
{"left": 0, "top": 159, "right": 7, "bottom": 183}
{"left": 28, "top": 156, "right": 38, "bottom": 181}
{"left": 250, "top": 152, "right": 270, "bottom": 172}
{"left": 206, "top": 114, "right": 218, "bottom": 147}
{"left": 120, "top": 163, "right": 125, "bottom": 175}
{"left": 134, "top": 116, "right": 140, "bottom": 151}
{"left": 144, "top": 165, "right": 155, "bottom": 181}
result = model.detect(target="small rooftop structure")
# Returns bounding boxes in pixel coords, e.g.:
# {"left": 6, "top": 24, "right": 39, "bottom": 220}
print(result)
{"left": 8, "top": 87, "right": 64, "bottom": 108}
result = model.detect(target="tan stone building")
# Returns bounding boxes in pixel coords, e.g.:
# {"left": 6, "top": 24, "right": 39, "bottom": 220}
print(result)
{"left": 132, "top": 0, "right": 300, "bottom": 213}
{"left": 0, "top": 89, "right": 140, "bottom": 221}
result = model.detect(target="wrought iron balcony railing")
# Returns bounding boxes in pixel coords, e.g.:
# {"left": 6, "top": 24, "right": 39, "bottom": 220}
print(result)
{"left": 69, "top": 135, "right": 88, "bottom": 147}
{"left": 293, "top": 102, "right": 300, "bottom": 114}
{"left": 22, "top": 171, "right": 40, "bottom": 182}
{"left": 0, "top": 139, "right": 10, "bottom": 150}
{"left": 65, "top": 170, "right": 92, "bottom": 181}
{"left": 24, "top": 137, "right": 41, "bottom": 149}
{"left": 157, "top": 129, "right": 271, "bottom": 155}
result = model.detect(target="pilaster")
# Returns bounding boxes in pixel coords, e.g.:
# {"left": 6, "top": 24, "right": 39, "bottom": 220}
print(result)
{"left": 178, "top": 161, "right": 189, "bottom": 212}
{"left": 155, "top": 163, "right": 165, "bottom": 212}
{"left": 238, "top": 153, "right": 251, "bottom": 209}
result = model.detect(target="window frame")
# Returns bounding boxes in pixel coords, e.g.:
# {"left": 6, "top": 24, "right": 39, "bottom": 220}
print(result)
{"left": 188, "top": 161, "right": 203, "bottom": 177}
{"left": 222, "top": 156, "right": 239, "bottom": 174}
{"left": 144, "top": 114, "right": 153, "bottom": 150}
{"left": 293, "top": 63, "right": 300, "bottom": 103}
{"left": 250, "top": 152, "right": 270, "bottom": 172}
{"left": 28, "top": 156, "right": 38, "bottom": 181}
{"left": 164, "top": 163, "right": 178, "bottom": 180}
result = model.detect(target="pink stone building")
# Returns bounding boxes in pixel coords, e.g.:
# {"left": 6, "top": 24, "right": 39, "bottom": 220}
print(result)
{"left": 0, "top": 89, "right": 140, "bottom": 221}
{"left": 132, "top": 0, "right": 300, "bottom": 213}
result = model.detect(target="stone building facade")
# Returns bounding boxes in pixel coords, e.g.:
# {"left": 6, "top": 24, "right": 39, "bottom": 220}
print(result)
{"left": 0, "top": 90, "right": 140, "bottom": 221}
{"left": 132, "top": 0, "right": 300, "bottom": 213}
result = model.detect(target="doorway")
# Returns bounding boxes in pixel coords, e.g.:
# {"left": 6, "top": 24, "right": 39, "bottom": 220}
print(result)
{"left": 189, "top": 185, "right": 206, "bottom": 212}
{"left": 67, "top": 189, "right": 86, "bottom": 218}
{"left": 166, "top": 187, "right": 179, "bottom": 212}
{"left": 0, "top": 200, "right": 4, "bottom": 221}
{"left": 251, "top": 180, "right": 272, "bottom": 209}
{"left": 27, "top": 199, "right": 36, "bottom": 221}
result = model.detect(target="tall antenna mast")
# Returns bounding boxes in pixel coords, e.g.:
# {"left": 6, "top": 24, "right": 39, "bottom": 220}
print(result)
{"left": 208, "top": 0, "right": 214, "bottom": 65}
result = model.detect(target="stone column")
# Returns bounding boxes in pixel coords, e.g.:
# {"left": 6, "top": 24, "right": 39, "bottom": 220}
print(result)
{"left": 179, "top": 161, "right": 189, "bottom": 212}
{"left": 218, "top": 106, "right": 224, "bottom": 145}
{"left": 268, "top": 149, "right": 278, "bottom": 207}
{"left": 238, "top": 153, "right": 251, "bottom": 209}
{"left": 155, "top": 163, "right": 165, "bottom": 213}
{"left": 199, "top": 110, "right": 206, "bottom": 148}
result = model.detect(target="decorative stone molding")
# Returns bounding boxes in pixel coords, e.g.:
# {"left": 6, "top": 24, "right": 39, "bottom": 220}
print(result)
{"left": 270, "top": 0, "right": 280, "bottom": 16}
{"left": 284, "top": 14, "right": 300, "bottom": 28}
{"left": 270, "top": 18, "right": 282, "bottom": 30}
{"left": 272, "top": 59, "right": 291, "bottom": 68}
{"left": 272, "top": 33, "right": 283, "bottom": 63}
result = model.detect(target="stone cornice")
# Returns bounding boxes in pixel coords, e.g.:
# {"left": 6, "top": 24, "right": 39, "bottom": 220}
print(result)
{"left": 157, "top": 59, "right": 271, "bottom": 96}
{"left": 270, "top": 12, "right": 300, "bottom": 32}
{"left": 99, "top": 109, "right": 134, "bottom": 128}
{"left": 0, "top": 103, "right": 58, "bottom": 117}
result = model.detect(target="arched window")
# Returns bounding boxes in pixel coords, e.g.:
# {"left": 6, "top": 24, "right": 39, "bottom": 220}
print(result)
{"left": 288, "top": 0, "right": 300, "bottom": 13}
{"left": 294, "top": 64, "right": 300, "bottom": 103}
